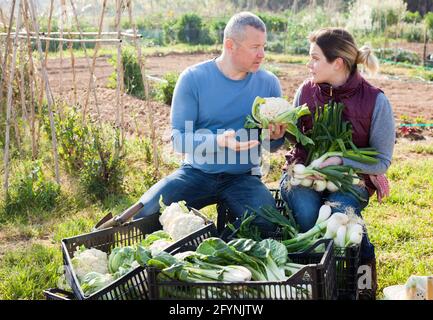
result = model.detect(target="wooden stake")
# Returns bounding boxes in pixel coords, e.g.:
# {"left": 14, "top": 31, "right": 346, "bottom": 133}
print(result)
{"left": 0, "top": 0, "right": 16, "bottom": 114}
{"left": 58, "top": 0, "right": 66, "bottom": 103}
{"left": 18, "top": 43, "right": 29, "bottom": 123}
{"left": 3, "top": 0, "right": 21, "bottom": 200}
{"left": 80, "top": 0, "right": 107, "bottom": 124}
{"left": 115, "top": 0, "right": 124, "bottom": 145}
{"left": 36, "top": 0, "right": 54, "bottom": 111}
{"left": 69, "top": 41, "right": 78, "bottom": 106}
{"left": 69, "top": 0, "right": 103, "bottom": 124}
{"left": 126, "top": 0, "right": 159, "bottom": 178}
{"left": 11, "top": 95, "right": 22, "bottom": 154}
{"left": 27, "top": 0, "right": 60, "bottom": 185}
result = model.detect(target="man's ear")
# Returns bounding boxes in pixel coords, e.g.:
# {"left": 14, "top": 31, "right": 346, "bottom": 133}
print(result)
{"left": 225, "top": 38, "right": 235, "bottom": 53}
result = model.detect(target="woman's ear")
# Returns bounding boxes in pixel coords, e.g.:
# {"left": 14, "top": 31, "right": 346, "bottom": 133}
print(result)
{"left": 333, "top": 57, "right": 345, "bottom": 71}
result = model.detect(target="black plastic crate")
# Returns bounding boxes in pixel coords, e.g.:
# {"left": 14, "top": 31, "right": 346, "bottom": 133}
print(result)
{"left": 334, "top": 244, "right": 361, "bottom": 300}
{"left": 62, "top": 212, "right": 215, "bottom": 300}
{"left": 147, "top": 225, "right": 337, "bottom": 300}
{"left": 43, "top": 288, "right": 75, "bottom": 300}
{"left": 216, "top": 188, "right": 291, "bottom": 234}
{"left": 271, "top": 188, "right": 361, "bottom": 300}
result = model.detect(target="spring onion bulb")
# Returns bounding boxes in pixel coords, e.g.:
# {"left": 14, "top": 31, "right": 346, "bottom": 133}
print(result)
{"left": 290, "top": 177, "right": 302, "bottom": 186}
{"left": 313, "top": 180, "right": 327, "bottom": 192}
{"left": 335, "top": 225, "right": 347, "bottom": 247}
{"left": 293, "top": 164, "right": 307, "bottom": 175}
{"left": 300, "top": 178, "right": 313, "bottom": 187}
{"left": 316, "top": 204, "right": 332, "bottom": 225}
{"left": 326, "top": 180, "right": 339, "bottom": 192}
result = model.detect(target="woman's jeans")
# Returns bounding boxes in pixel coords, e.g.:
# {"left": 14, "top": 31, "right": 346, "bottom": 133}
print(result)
{"left": 133, "top": 165, "right": 277, "bottom": 236}
{"left": 280, "top": 173, "right": 375, "bottom": 262}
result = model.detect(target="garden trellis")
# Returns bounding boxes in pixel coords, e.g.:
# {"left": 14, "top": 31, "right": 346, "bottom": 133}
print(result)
{"left": 0, "top": 0, "right": 159, "bottom": 201}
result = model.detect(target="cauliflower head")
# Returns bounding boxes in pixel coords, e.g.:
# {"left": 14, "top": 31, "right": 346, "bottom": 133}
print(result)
{"left": 71, "top": 247, "right": 109, "bottom": 280}
{"left": 259, "top": 97, "right": 293, "bottom": 120}
{"left": 159, "top": 202, "right": 187, "bottom": 227}
{"left": 165, "top": 214, "right": 206, "bottom": 241}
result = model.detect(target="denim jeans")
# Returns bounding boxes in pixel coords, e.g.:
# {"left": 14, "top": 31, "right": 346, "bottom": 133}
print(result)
{"left": 279, "top": 173, "right": 375, "bottom": 261}
{"left": 134, "top": 165, "right": 277, "bottom": 235}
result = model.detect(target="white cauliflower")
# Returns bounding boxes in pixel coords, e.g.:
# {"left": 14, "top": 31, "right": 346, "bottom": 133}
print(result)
{"left": 159, "top": 202, "right": 187, "bottom": 226}
{"left": 258, "top": 97, "right": 293, "bottom": 120}
{"left": 148, "top": 239, "right": 174, "bottom": 256}
{"left": 164, "top": 213, "right": 206, "bottom": 241}
{"left": 71, "top": 246, "right": 109, "bottom": 281}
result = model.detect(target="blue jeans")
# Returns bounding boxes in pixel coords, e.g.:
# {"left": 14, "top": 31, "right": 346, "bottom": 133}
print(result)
{"left": 134, "top": 165, "right": 277, "bottom": 235}
{"left": 279, "top": 173, "right": 375, "bottom": 261}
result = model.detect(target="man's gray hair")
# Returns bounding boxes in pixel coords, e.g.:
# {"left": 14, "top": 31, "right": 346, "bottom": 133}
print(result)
{"left": 224, "top": 12, "right": 266, "bottom": 42}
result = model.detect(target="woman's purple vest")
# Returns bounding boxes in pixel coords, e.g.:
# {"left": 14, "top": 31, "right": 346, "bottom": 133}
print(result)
{"left": 284, "top": 71, "right": 383, "bottom": 195}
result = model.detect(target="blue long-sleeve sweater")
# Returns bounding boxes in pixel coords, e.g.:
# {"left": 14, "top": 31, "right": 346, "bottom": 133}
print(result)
{"left": 170, "top": 59, "right": 282, "bottom": 175}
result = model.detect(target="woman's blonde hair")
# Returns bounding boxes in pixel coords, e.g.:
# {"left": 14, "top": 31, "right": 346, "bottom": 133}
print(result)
{"left": 308, "top": 28, "right": 379, "bottom": 75}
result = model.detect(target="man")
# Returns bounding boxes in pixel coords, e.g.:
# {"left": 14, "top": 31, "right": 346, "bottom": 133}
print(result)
{"left": 118, "top": 12, "right": 286, "bottom": 235}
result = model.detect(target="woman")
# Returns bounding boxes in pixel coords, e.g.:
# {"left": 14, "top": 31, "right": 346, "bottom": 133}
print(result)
{"left": 280, "top": 28, "right": 395, "bottom": 299}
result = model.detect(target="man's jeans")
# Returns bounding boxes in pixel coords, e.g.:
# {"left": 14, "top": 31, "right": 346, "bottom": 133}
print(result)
{"left": 134, "top": 165, "right": 277, "bottom": 235}
{"left": 280, "top": 173, "right": 375, "bottom": 261}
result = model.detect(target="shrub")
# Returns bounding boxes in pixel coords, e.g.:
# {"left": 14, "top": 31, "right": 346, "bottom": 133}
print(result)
{"left": 257, "top": 13, "right": 287, "bottom": 33}
{"left": 79, "top": 127, "right": 126, "bottom": 201}
{"left": 175, "top": 13, "right": 215, "bottom": 45}
{"left": 157, "top": 72, "right": 179, "bottom": 105}
{"left": 4, "top": 161, "right": 61, "bottom": 217}
{"left": 404, "top": 11, "right": 422, "bottom": 24}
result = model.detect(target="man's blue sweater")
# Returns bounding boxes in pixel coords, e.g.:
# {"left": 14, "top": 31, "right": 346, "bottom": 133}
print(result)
{"left": 171, "top": 59, "right": 282, "bottom": 175}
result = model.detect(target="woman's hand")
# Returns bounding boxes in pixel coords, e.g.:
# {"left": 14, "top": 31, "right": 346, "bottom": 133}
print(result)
{"left": 268, "top": 123, "right": 287, "bottom": 140}
{"left": 318, "top": 156, "right": 343, "bottom": 168}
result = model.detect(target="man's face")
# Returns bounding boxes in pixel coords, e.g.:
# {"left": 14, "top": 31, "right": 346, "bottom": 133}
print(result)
{"left": 229, "top": 26, "right": 266, "bottom": 73}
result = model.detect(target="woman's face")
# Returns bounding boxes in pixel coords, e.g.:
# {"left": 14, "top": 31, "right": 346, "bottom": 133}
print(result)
{"left": 306, "top": 42, "right": 338, "bottom": 84}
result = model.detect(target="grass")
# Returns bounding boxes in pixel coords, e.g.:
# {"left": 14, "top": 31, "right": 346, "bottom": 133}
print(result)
{"left": 363, "top": 157, "right": 433, "bottom": 298}
{"left": 1, "top": 136, "right": 431, "bottom": 299}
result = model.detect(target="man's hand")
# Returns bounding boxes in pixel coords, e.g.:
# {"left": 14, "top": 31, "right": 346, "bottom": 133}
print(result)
{"left": 268, "top": 123, "right": 287, "bottom": 140}
{"left": 217, "top": 130, "right": 260, "bottom": 151}
{"left": 318, "top": 156, "right": 343, "bottom": 168}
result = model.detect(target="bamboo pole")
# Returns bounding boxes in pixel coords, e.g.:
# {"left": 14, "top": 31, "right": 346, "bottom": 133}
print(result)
{"left": 126, "top": 0, "right": 159, "bottom": 178}
{"left": 27, "top": 0, "right": 60, "bottom": 185}
{"left": 69, "top": 41, "right": 78, "bottom": 106}
{"left": 69, "top": 0, "right": 103, "bottom": 124}
{"left": 0, "top": 0, "right": 16, "bottom": 114}
{"left": 80, "top": 0, "right": 107, "bottom": 124}
{"left": 115, "top": 0, "right": 124, "bottom": 145}
{"left": 21, "top": 1, "right": 37, "bottom": 159}
{"left": 17, "top": 35, "right": 122, "bottom": 43}
{"left": 3, "top": 0, "right": 21, "bottom": 200}
{"left": 18, "top": 43, "right": 29, "bottom": 123}
{"left": 1, "top": 31, "right": 142, "bottom": 38}
{"left": 37, "top": 0, "right": 53, "bottom": 108}
{"left": 11, "top": 95, "right": 22, "bottom": 154}
{"left": 58, "top": 0, "right": 66, "bottom": 103}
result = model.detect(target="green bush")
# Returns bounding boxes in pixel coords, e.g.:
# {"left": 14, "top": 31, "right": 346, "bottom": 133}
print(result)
{"left": 375, "top": 48, "right": 421, "bottom": 65}
{"left": 175, "top": 13, "right": 215, "bottom": 45}
{"left": 4, "top": 161, "right": 61, "bottom": 217}
{"left": 109, "top": 48, "right": 145, "bottom": 99}
{"left": 79, "top": 127, "right": 126, "bottom": 201}
{"left": 157, "top": 72, "right": 179, "bottom": 105}
{"left": 404, "top": 11, "right": 422, "bottom": 24}
{"left": 401, "top": 23, "right": 424, "bottom": 42}
{"left": 54, "top": 105, "right": 89, "bottom": 173}
{"left": 257, "top": 13, "right": 287, "bottom": 33}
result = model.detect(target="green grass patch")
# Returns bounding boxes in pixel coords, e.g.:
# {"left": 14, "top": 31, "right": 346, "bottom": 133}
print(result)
{"left": 0, "top": 244, "right": 62, "bottom": 300}
{"left": 363, "top": 156, "right": 433, "bottom": 298}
